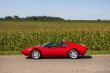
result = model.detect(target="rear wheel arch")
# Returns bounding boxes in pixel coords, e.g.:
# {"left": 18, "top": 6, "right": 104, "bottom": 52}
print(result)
{"left": 68, "top": 48, "right": 79, "bottom": 55}
{"left": 68, "top": 48, "right": 80, "bottom": 59}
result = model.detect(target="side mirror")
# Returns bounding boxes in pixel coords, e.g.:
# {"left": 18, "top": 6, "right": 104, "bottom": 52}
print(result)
{"left": 45, "top": 45, "right": 51, "bottom": 48}
{"left": 48, "top": 46, "right": 51, "bottom": 48}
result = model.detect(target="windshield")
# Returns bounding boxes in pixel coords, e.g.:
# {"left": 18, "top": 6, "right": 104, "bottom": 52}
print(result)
{"left": 41, "top": 41, "right": 52, "bottom": 47}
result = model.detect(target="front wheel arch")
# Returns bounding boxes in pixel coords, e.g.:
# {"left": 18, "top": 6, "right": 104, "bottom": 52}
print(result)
{"left": 30, "top": 49, "right": 42, "bottom": 59}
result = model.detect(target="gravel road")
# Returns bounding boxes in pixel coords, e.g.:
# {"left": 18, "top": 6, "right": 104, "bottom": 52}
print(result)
{"left": 0, "top": 55, "right": 110, "bottom": 73}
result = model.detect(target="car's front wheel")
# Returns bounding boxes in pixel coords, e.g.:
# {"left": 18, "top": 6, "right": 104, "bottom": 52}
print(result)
{"left": 31, "top": 49, "right": 41, "bottom": 59}
{"left": 68, "top": 49, "right": 79, "bottom": 59}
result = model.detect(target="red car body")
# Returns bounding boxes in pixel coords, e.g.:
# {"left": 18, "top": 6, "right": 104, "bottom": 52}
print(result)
{"left": 21, "top": 41, "right": 86, "bottom": 58}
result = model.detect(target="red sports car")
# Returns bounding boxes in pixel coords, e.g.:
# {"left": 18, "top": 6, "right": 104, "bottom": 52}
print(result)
{"left": 21, "top": 41, "right": 86, "bottom": 59}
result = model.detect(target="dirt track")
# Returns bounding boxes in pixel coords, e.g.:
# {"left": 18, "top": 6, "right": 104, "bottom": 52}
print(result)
{"left": 0, "top": 55, "right": 110, "bottom": 73}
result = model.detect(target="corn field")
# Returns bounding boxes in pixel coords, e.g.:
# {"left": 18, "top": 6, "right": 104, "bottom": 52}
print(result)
{"left": 0, "top": 21, "right": 110, "bottom": 51}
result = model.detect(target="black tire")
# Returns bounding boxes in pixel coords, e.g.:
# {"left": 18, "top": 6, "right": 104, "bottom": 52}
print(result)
{"left": 31, "top": 49, "right": 41, "bottom": 59}
{"left": 68, "top": 49, "right": 79, "bottom": 59}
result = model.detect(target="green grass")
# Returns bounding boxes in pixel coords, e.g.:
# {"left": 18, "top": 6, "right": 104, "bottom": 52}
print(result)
{"left": 0, "top": 51, "right": 21, "bottom": 55}
{"left": 0, "top": 21, "right": 110, "bottom": 32}
{"left": 0, "top": 21, "right": 110, "bottom": 55}
{"left": 86, "top": 51, "right": 110, "bottom": 54}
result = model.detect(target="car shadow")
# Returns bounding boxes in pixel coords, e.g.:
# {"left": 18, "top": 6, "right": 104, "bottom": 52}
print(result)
{"left": 78, "top": 55, "right": 92, "bottom": 59}
{"left": 26, "top": 55, "right": 92, "bottom": 59}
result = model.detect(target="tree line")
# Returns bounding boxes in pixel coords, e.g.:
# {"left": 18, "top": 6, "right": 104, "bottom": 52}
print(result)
{"left": 0, "top": 15, "right": 64, "bottom": 21}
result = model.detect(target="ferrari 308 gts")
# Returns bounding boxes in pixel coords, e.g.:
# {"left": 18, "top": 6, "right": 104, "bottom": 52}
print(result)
{"left": 21, "top": 41, "right": 86, "bottom": 59}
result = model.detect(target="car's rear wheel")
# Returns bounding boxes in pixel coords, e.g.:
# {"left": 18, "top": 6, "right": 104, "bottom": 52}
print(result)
{"left": 68, "top": 49, "right": 79, "bottom": 59}
{"left": 31, "top": 49, "right": 41, "bottom": 59}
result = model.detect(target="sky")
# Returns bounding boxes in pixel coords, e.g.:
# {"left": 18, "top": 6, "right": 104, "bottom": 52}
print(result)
{"left": 0, "top": 0, "right": 110, "bottom": 20}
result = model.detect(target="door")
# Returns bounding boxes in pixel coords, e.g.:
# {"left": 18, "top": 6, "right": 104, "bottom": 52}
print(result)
{"left": 41, "top": 42, "right": 67, "bottom": 57}
{"left": 49, "top": 46, "right": 66, "bottom": 56}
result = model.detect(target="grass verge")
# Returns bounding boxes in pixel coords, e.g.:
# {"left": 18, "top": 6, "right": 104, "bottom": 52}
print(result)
{"left": 86, "top": 51, "right": 110, "bottom": 54}
{"left": 0, "top": 51, "right": 21, "bottom": 55}
{"left": 0, "top": 51, "right": 110, "bottom": 55}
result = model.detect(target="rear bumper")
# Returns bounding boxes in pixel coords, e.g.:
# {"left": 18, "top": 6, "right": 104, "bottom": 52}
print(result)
{"left": 80, "top": 51, "right": 86, "bottom": 55}
{"left": 80, "top": 46, "right": 87, "bottom": 55}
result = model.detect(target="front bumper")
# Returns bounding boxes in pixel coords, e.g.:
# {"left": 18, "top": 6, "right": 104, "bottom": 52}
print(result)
{"left": 21, "top": 49, "right": 31, "bottom": 56}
